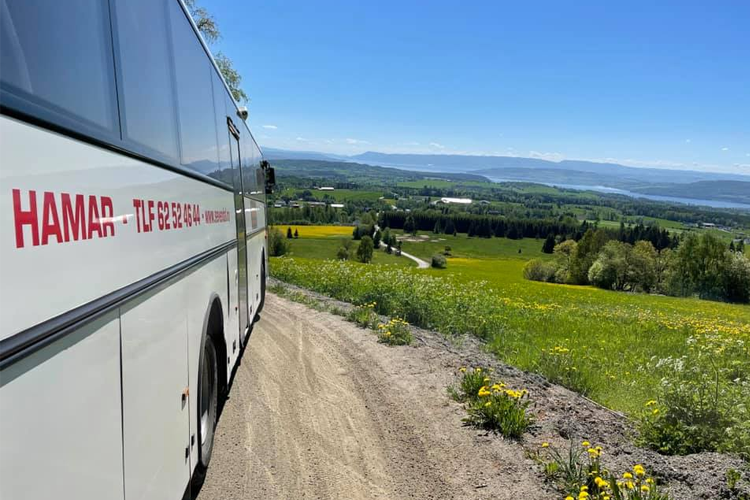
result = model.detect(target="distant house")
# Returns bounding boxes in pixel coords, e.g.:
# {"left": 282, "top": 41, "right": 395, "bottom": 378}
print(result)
{"left": 273, "top": 201, "right": 286, "bottom": 208}
{"left": 478, "top": 200, "right": 491, "bottom": 205}
{"left": 318, "top": 186, "right": 334, "bottom": 191}
{"left": 290, "top": 202, "right": 302, "bottom": 209}
{"left": 307, "top": 201, "right": 326, "bottom": 207}
{"left": 433, "top": 197, "right": 472, "bottom": 205}
{"left": 330, "top": 203, "right": 345, "bottom": 209}
{"left": 701, "top": 222, "right": 716, "bottom": 228}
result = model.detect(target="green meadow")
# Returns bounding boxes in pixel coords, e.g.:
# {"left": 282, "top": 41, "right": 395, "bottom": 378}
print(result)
{"left": 271, "top": 230, "right": 750, "bottom": 424}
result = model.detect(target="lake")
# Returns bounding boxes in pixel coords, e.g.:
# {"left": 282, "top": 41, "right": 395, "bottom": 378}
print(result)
{"left": 488, "top": 178, "right": 750, "bottom": 211}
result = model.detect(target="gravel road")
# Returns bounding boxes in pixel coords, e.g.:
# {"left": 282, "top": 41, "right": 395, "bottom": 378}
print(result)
{"left": 193, "top": 293, "right": 548, "bottom": 500}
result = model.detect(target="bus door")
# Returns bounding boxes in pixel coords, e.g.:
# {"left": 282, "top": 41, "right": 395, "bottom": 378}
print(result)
{"left": 228, "top": 118, "right": 250, "bottom": 339}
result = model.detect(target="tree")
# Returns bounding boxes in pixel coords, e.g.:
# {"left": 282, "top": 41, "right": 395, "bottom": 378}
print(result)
{"left": 729, "top": 241, "right": 736, "bottom": 252}
{"left": 542, "top": 233, "right": 556, "bottom": 254}
{"left": 588, "top": 241, "right": 633, "bottom": 290}
{"left": 631, "top": 240, "right": 657, "bottom": 292}
{"left": 184, "top": 0, "right": 248, "bottom": 103}
{"left": 336, "top": 246, "right": 350, "bottom": 260}
{"left": 569, "top": 229, "right": 609, "bottom": 284}
{"left": 356, "top": 236, "right": 374, "bottom": 263}
{"left": 403, "top": 215, "right": 416, "bottom": 235}
{"left": 294, "top": 228, "right": 299, "bottom": 239}
{"left": 268, "top": 228, "right": 289, "bottom": 256}
{"left": 352, "top": 225, "right": 362, "bottom": 240}
{"left": 670, "top": 233, "right": 728, "bottom": 300}
{"left": 373, "top": 230, "right": 381, "bottom": 249}
{"left": 286, "top": 227, "right": 293, "bottom": 239}
{"left": 553, "top": 240, "right": 578, "bottom": 283}
{"left": 738, "top": 240, "right": 746, "bottom": 254}
{"left": 722, "top": 251, "right": 750, "bottom": 303}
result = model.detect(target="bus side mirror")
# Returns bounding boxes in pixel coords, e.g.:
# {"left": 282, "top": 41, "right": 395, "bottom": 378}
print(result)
{"left": 265, "top": 168, "right": 275, "bottom": 194}
{"left": 261, "top": 160, "right": 275, "bottom": 194}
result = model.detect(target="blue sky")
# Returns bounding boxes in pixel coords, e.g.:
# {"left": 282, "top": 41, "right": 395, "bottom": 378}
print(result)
{"left": 204, "top": 0, "right": 749, "bottom": 174}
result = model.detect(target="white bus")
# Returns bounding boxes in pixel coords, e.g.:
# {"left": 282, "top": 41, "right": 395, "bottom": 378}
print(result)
{"left": 0, "top": 1, "right": 273, "bottom": 498}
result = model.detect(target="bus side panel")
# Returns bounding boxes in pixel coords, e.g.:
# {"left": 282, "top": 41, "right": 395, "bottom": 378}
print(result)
{"left": 0, "top": 312, "right": 124, "bottom": 500}
{"left": 120, "top": 283, "right": 190, "bottom": 500}
{"left": 0, "top": 116, "right": 235, "bottom": 340}
{"left": 224, "top": 248, "right": 241, "bottom": 370}
{"left": 248, "top": 228, "right": 264, "bottom": 316}
{"left": 183, "top": 257, "right": 233, "bottom": 473}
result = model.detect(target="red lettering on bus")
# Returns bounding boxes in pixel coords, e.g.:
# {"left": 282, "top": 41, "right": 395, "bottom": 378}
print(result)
{"left": 41, "top": 192, "right": 63, "bottom": 245}
{"left": 13, "top": 189, "right": 39, "bottom": 248}
{"left": 87, "top": 195, "right": 102, "bottom": 239}
{"left": 61, "top": 193, "right": 87, "bottom": 242}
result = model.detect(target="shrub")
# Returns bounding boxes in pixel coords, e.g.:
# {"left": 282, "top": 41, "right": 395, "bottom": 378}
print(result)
{"left": 269, "top": 228, "right": 290, "bottom": 256}
{"left": 377, "top": 318, "right": 413, "bottom": 345}
{"left": 523, "top": 259, "right": 557, "bottom": 282}
{"left": 431, "top": 253, "right": 447, "bottom": 269}
{"left": 451, "top": 367, "right": 532, "bottom": 438}
{"left": 286, "top": 227, "right": 293, "bottom": 239}
{"left": 535, "top": 441, "right": 670, "bottom": 500}
{"left": 336, "top": 246, "right": 350, "bottom": 260}
{"left": 638, "top": 337, "right": 750, "bottom": 458}
{"left": 444, "top": 246, "right": 452, "bottom": 256}
{"left": 347, "top": 302, "right": 377, "bottom": 328}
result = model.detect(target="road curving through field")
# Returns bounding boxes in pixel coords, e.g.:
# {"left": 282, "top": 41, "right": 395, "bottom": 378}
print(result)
{"left": 193, "top": 293, "right": 546, "bottom": 500}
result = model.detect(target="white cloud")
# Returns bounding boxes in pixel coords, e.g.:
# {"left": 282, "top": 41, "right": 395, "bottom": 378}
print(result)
{"left": 429, "top": 142, "right": 445, "bottom": 149}
{"left": 722, "top": 147, "right": 729, "bottom": 151}
{"left": 401, "top": 141, "right": 421, "bottom": 146}
{"left": 346, "top": 138, "right": 370, "bottom": 145}
{"left": 529, "top": 151, "right": 565, "bottom": 162}
{"left": 295, "top": 137, "right": 310, "bottom": 142}
{"left": 262, "top": 124, "right": 278, "bottom": 130}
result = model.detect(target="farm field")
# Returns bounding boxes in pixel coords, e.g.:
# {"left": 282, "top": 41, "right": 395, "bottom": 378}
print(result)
{"left": 271, "top": 231, "right": 750, "bottom": 419}
{"left": 271, "top": 225, "right": 416, "bottom": 267}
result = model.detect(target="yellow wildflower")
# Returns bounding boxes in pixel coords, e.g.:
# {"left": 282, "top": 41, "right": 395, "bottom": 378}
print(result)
{"left": 541, "top": 442, "right": 549, "bottom": 448}
{"left": 633, "top": 464, "right": 645, "bottom": 477}
{"left": 459, "top": 367, "right": 466, "bottom": 373}
{"left": 582, "top": 441, "right": 590, "bottom": 447}
{"left": 623, "top": 472, "right": 633, "bottom": 479}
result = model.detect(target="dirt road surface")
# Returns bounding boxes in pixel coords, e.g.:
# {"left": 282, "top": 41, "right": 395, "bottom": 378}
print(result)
{"left": 194, "top": 293, "right": 547, "bottom": 500}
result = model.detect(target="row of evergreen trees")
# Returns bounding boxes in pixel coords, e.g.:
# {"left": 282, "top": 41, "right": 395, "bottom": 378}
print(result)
{"left": 381, "top": 211, "right": 677, "bottom": 250}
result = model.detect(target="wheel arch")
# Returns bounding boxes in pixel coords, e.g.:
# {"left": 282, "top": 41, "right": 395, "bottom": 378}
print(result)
{"left": 199, "top": 294, "right": 227, "bottom": 396}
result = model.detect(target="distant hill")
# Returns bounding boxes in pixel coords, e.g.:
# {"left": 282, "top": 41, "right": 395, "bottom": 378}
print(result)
{"left": 261, "top": 148, "right": 749, "bottom": 206}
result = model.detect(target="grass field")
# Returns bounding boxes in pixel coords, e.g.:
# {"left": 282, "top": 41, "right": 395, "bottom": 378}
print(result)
{"left": 272, "top": 225, "right": 416, "bottom": 267}
{"left": 271, "top": 231, "right": 750, "bottom": 422}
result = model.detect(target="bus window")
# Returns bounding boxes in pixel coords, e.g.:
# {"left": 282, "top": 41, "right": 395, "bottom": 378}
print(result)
{"left": 112, "top": 0, "right": 180, "bottom": 161}
{"left": 0, "top": 0, "right": 119, "bottom": 135}
{"left": 169, "top": 0, "right": 220, "bottom": 176}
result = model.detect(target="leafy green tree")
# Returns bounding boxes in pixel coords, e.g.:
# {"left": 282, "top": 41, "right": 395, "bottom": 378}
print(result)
{"left": 722, "top": 251, "right": 750, "bottom": 303}
{"left": 553, "top": 240, "right": 577, "bottom": 283}
{"left": 373, "top": 230, "right": 381, "bottom": 249}
{"left": 356, "top": 236, "right": 374, "bottom": 263}
{"left": 588, "top": 241, "right": 633, "bottom": 290}
{"left": 670, "top": 233, "right": 728, "bottom": 300}
{"left": 184, "top": 0, "right": 248, "bottom": 102}
{"left": 631, "top": 240, "right": 658, "bottom": 292}
{"left": 569, "top": 229, "right": 609, "bottom": 284}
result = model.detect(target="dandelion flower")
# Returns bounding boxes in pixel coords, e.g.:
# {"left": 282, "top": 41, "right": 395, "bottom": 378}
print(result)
{"left": 541, "top": 442, "right": 549, "bottom": 448}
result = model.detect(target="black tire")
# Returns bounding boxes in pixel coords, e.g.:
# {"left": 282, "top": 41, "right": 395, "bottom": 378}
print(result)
{"left": 197, "top": 337, "right": 218, "bottom": 471}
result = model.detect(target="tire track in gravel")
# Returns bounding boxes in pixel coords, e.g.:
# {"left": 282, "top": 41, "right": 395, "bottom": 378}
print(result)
{"left": 194, "top": 293, "right": 549, "bottom": 500}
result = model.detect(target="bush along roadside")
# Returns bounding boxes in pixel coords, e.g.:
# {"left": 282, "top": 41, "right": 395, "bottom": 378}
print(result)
{"left": 377, "top": 317, "right": 413, "bottom": 346}
{"left": 450, "top": 367, "right": 532, "bottom": 439}
{"left": 530, "top": 440, "right": 671, "bottom": 500}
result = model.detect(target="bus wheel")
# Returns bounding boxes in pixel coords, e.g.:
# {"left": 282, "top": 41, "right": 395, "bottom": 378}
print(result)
{"left": 198, "top": 337, "right": 218, "bottom": 470}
